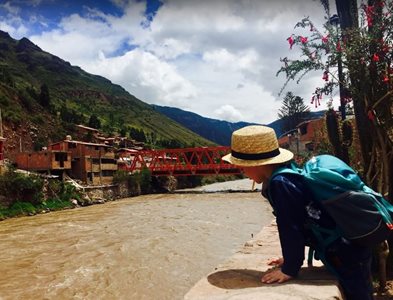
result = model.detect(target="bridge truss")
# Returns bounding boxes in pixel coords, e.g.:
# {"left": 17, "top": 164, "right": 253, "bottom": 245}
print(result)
{"left": 118, "top": 146, "right": 242, "bottom": 176}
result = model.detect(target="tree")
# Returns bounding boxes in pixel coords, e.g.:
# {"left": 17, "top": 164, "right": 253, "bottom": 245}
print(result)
{"left": 39, "top": 83, "right": 50, "bottom": 108}
{"left": 88, "top": 114, "right": 101, "bottom": 129}
{"left": 278, "top": 92, "right": 310, "bottom": 132}
{"left": 276, "top": 0, "right": 392, "bottom": 198}
{"left": 129, "top": 127, "right": 146, "bottom": 142}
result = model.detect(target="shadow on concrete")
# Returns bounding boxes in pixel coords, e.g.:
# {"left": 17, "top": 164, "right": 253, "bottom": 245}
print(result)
{"left": 207, "top": 269, "right": 264, "bottom": 289}
{"left": 207, "top": 267, "right": 337, "bottom": 290}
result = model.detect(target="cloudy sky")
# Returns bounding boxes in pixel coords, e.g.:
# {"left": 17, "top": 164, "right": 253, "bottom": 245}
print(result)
{"left": 0, "top": 0, "right": 336, "bottom": 124}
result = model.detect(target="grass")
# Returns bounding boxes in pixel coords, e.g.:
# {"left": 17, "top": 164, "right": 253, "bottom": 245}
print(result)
{"left": 0, "top": 198, "right": 73, "bottom": 220}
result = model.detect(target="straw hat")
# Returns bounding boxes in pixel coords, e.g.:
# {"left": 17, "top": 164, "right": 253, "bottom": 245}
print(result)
{"left": 222, "top": 125, "right": 294, "bottom": 166}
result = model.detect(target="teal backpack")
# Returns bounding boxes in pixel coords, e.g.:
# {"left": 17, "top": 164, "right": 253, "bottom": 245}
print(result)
{"left": 269, "top": 154, "right": 393, "bottom": 266}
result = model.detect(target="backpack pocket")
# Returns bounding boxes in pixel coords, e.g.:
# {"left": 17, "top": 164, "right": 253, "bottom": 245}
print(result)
{"left": 321, "top": 191, "right": 391, "bottom": 247}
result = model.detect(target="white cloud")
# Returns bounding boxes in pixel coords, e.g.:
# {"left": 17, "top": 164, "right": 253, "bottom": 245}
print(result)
{"left": 0, "top": 2, "right": 20, "bottom": 15}
{"left": 0, "top": 20, "right": 27, "bottom": 38}
{"left": 84, "top": 49, "right": 197, "bottom": 107}
{"left": 214, "top": 105, "right": 243, "bottom": 122}
{"left": 1, "top": 0, "right": 334, "bottom": 124}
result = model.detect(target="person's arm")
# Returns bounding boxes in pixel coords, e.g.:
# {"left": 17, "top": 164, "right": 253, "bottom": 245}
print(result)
{"left": 262, "top": 175, "right": 307, "bottom": 282}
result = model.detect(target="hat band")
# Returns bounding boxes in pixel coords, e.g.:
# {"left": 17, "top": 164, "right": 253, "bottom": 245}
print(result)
{"left": 231, "top": 148, "right": 280, "bottom": 160}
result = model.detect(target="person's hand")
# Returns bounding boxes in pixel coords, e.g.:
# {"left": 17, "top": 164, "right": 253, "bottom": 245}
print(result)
{"left": 261, "top": 269, "right": 292, "bottom": 284}
{"left": 267, "top": 257, "right": 284, "bottom": 267}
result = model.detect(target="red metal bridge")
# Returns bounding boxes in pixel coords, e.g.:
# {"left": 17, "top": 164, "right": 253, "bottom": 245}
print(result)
{"left": 118, "top": 146, "right": 242, "bottom": 176}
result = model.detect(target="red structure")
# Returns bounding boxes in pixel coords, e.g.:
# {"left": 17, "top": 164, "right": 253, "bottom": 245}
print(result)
{"left": 118, "top": 146, "right": 241, "bottom": 176}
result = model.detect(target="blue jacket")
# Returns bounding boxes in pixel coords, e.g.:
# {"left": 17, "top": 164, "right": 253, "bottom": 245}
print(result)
{"left": 263, "top": 173, "right": 335, "bottom": 277}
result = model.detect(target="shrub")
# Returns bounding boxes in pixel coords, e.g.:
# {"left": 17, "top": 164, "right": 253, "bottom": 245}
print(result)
{"left": 0, "top": 170, "right": 44, "bottom": 206}
{"left": 139, "top": 168, "right": 152, "bottom": 194}
{"left": 113, "top": 170, "right": 129, "bottom": 184}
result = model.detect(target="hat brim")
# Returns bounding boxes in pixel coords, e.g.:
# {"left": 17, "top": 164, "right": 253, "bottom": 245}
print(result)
{"left": 222, "top": 148, "right": 294, "bottom": 167}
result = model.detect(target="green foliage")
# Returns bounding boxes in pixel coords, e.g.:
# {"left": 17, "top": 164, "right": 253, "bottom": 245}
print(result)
{"left": 0, "top": 201, "right": 36, "bottom": 218}
{"left": 33, "top": 135, "right": 47, "bottom": 151}
{"left": 18, "top": 89, "right": 34, "bottom": 111}
{"left": 59, "top": 182, "right": 80, "bottom": 202}
{"left": 0, "top": 67, "right": 15, "bottom": 87}
{"left": 119, "top": 127, "right": 127, "bottom": 137}
{"left": 39, "top": 83, "right": 50, "bottom": 108}
{"left": 25, "top": 85, "right": 38, "bottom": 100}
{"left": 0, "top": 180, "right": 78, "bottom": 220}
{"left": 278, "top": 92, "right": 310, "bottom": 132}
{"left": 129, "top": 127, "right": 146, "bottom": 142}
{"left": 0, "top": 94, "right": 9, "bottom": 107}
{"left": 113, "top": 170, "right": 129, "bottom": 184}
{"left": 60, "top": 105, "right": 85, "bottom": 124}
{"left": 2, "top": 107, "right": 22, "bottom": 124}
{"left": 88, "top": 114, "right": 101, "bottom": 129}
{"left": 157, "top": 139, "right": 183, "bottom": 149}
{"left": 139, "top": 168, "right": 152, "bottom": 194}
{"left": 31, "top": 114, "right": 44, "bottom": 124}
{"left": 0, "top": 170, "right": 44, "bottom": 205}
{"left": 113, "top": 169, "right": 153, "bottom": 195}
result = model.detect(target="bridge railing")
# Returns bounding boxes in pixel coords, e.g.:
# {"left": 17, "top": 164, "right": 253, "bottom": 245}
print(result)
{"left": 118, "top": 146, "right": 242, "bottom": 176}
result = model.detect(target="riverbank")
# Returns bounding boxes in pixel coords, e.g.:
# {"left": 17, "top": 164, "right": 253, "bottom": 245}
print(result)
{"left": 0, "top": 176, "right": 254, "bottom": 221}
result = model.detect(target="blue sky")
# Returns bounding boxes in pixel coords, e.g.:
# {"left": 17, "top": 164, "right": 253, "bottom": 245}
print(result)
{"left": 0, "top": 0, "right": 334, "bottom": 124}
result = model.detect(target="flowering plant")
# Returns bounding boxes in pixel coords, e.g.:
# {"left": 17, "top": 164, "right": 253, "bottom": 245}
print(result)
{"left": 277, "top": 0, "right": 392, "bottom": 197}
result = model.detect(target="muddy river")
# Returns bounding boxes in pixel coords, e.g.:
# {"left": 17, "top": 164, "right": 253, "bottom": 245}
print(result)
{"left": 0, "top": 179, "right": 273, "bottom": 299}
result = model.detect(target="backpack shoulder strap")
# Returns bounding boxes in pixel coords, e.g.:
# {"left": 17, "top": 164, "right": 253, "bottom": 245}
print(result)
{"left": 270, "top": 162, "right": 302, "bottom": 179}
{"left": 265, "top": 162, "right": 302, "bottom": 209}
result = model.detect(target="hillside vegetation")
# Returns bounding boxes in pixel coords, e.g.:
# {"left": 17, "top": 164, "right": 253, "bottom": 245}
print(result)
{"left": 153, "top": 105, "right": 327, "bottom": 145}
{"left": 0, "top": 30, "right": 213, "bottom": 159}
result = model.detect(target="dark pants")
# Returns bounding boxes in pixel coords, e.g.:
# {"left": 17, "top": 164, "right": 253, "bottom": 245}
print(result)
{"left": 326, "top": 240, "right": 374, "bottom": 300}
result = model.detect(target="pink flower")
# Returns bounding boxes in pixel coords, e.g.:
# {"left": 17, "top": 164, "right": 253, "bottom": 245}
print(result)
{"left": 365, "top": 5, "right": 374, "bottom": 27}
{"left": 373, "top": 53, "right": 380, "bottom": 62}
{"left": 322, "top": 71, "right": 329, "bottom": 81}
{"left": 336, "top": 41, "right": 342, "bottom": 52}
{"left": 322, "top": 35, "right": 329, "bottom": 44}
{"left": 300, "top": 36, "right": 308, "bottom": 44}
{"left": 287, "top": 36, "right": 295, "bottom": 49}
{"left": 367, "top": 110, "right": 375, "bottom": 122}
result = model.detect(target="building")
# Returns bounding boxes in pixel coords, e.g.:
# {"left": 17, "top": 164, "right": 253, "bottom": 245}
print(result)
{"left": 278, "top": 118, "right": 325, "bottom": 153}
{"left": 15, "top": 150, "right": 71, "bottom": 177}
{"left": 76, "top": 124, "right": 100, "bottom": 136}
{"left": 49, "top": 137, "right": 117, "bottom": 185}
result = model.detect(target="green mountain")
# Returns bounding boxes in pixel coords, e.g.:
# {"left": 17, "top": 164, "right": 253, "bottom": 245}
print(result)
{"left": 0, "top": 31, "right": 213, "bottom": 159}
{"left": 153, "top": 105, "right": 326, "bottom": 145}
{"left": 152, "top": 105, "right": 259, "bottom": 146}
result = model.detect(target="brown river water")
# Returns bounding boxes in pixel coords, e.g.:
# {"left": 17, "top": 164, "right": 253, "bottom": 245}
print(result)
{"left": 0, "top": 179, "right": 273, "bottom": 300}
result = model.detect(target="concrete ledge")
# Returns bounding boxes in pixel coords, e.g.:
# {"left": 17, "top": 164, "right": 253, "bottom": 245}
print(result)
{"left": 184, "top": 221, "right": 342, "bottom": 300}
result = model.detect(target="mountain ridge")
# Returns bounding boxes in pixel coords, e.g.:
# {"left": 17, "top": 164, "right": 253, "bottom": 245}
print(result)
{"left": 153, "top": 105, "right": 326, "bottom": 146}
{"left": 0, "top": 30, "right": 214, "bottom": 159}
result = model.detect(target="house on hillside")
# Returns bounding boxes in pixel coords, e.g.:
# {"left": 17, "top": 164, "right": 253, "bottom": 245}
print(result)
{"left": 278, "top": 118, "right": 325, "bottom": 153}
{"left": 49, "top": 136, "right": 117, "bottom": 185}
{"left": 15, "top": 150, "right": 71, "bottom": 177}
{"left": 76, "top": 124, "right": 100, "bottom": 136}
